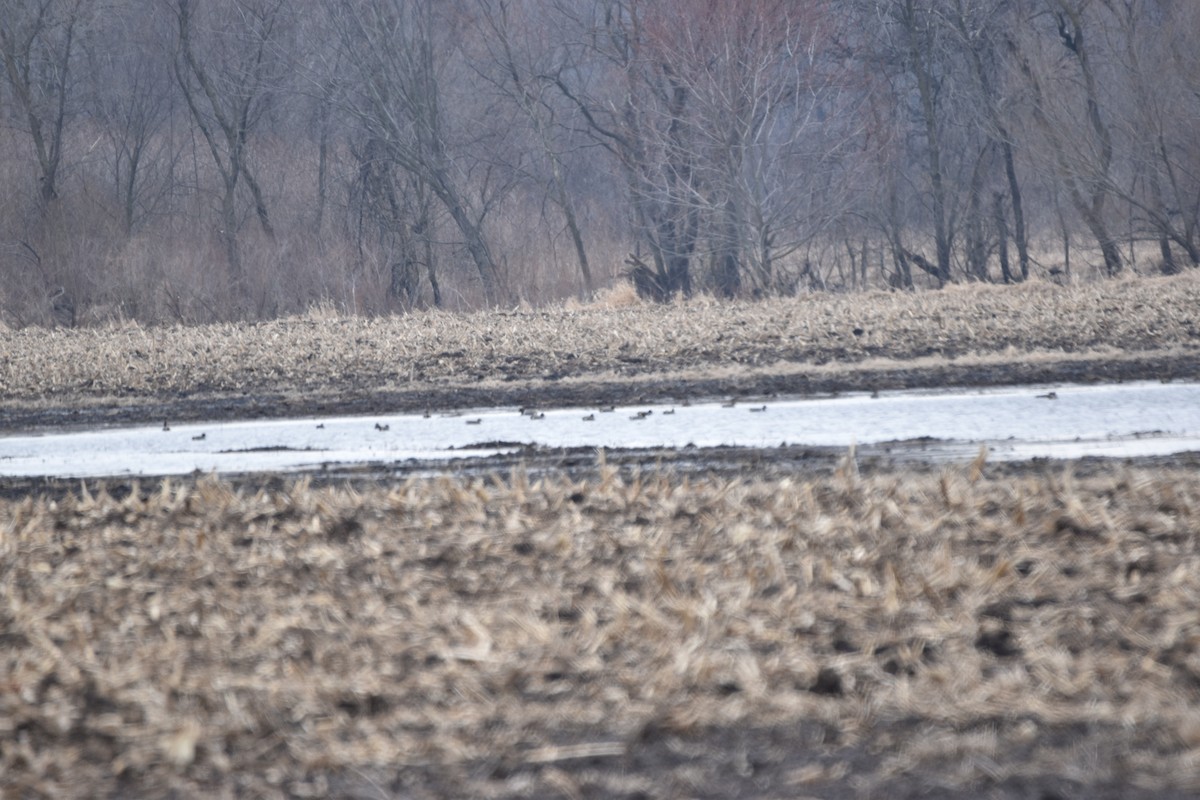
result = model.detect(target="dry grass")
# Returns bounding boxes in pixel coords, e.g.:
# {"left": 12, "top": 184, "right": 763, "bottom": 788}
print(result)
{"left": 4, "top": 270, "right": 1199, "bottom": 796}
{"left": 3, "top": 460, "right": 1200, "bottom": 797}
{"left": 1, "top": 271, "right": 1198, "bottom": 410}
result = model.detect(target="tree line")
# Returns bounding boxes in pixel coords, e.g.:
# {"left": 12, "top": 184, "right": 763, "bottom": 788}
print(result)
{"left": 1, "top": 0, "right": 1197, "bottom": 326}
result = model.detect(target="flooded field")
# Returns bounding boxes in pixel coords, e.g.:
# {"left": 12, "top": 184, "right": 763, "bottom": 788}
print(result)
{"left": 4, "top": 276, "right": 1200, "bottom": 798}
{"left": 2, "top": 381, "right": 1197, "bottom": 478}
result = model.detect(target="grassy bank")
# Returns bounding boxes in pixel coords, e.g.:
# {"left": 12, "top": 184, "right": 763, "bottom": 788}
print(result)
{"left": 1, "top": 273, "right": 1199, "bottom": 420}
{"left": 3, "top": 459, "right": 1200, "bottom": 797}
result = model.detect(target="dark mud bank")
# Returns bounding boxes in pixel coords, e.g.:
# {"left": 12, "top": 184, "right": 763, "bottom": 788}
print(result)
{"left": 5, "top": 352, "right": 1198, "bottom": 434}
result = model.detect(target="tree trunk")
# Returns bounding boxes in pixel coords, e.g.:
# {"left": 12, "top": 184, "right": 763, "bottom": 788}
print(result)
{"left": 994, "top": 192, "right": 1013, "bottom": 284}
{"left": 220, "top": 176, "right": 242, "bottom": 285}
{"left": 1000, "top": 139, "right": 1029, "bottom": 280}
{"left": 712, "top": 200, "right": 741, "bottom": 298}
{"left": 907, "top": 3, "right": 952, "bottom": 285}
{"left": 1013, "top": 21, "right": 1122, "bottom": 277}
{"left": 1056, "top": 6, "right": 1122, "bottom": 275}
{"left": 966, "top": 149, "right": 990, "bottom": 281}
{"left": 550, "top": 159, "right": 593, "bottom": 299}
{"left": 424, "top": 219, "right": 441, "bottom": 308}
{"left": 956, "top": 7, "right": 1028, "bottom": 282}
{"left": 435, "top": 177, "right": 502, "bottom": 306}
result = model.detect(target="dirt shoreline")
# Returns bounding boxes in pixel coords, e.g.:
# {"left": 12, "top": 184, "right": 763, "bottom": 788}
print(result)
{"left": 3, "top": 271, "right": 1199, "bottom": 433}
{"left": 4, "top": 348, "right": 1198, "bottom": 434}
{"left": 4, "top": 346, "right": 1198, "bottom": 500}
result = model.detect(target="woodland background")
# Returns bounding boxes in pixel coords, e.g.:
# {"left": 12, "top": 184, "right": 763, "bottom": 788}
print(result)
{"left": 1, "top": 0, "right": 1198, "bottom": 326}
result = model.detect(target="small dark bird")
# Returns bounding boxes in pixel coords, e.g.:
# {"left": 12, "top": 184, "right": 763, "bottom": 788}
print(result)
{"left": 316, "top": 423, "right": 325, "bottom": 429}
{"left": 582, "top": 413, "right": 595, "bottom": 421}
{"left": 191, "top": 433, "right": 206, "bottom": 441}
{"left": 749, "top": 405, "right": 768, "bottom": 412}
{"left": 375, "top": 423, "right": 390, "bottom": 431}
{"left": 1036, "top": 391, "right": 1058, "bottom": 400}
{"left": 662, "top": 408, "right": 675, "bottom": 415}
{"left": 466, "top": 418, "right": 482, "bottom": 425}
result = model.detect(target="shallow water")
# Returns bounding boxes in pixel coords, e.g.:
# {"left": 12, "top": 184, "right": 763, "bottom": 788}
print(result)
{"left": 1, "top": 381, "right": 1197, "bottom": 478}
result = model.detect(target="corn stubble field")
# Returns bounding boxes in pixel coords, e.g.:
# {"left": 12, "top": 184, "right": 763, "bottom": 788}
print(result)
{"left": 2, "top": 272, "right": 1200, "bottom": 428}
{"left": 5, "top": 461, "right": 1200, "bottom": 798}
{"left": 3, "top": 274, "right": 1200, "bottom": 798}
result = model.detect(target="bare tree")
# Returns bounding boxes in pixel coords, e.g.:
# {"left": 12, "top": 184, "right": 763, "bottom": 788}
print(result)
{"left": 1089, "top": 0, "right": 1200, "bottom": 272}
{"left": 348, "top": 135, "right": 444, "bottom": 308}
{"left": 0, "top": 0, "right": 87, "bottom": 206}
{"left": 329, "top": 0, "right": 507, "bottom": 306}
{"left": 474, "top": 0, "right": 595, "bottom": 298}
{"left": 847, "top": 0, "right": 990, "bottom": 287}
{"left": 549, "top": 0, "right": 846, "bottom": 299}
{"left": 646, "top": 0, "right": 852, "bottom": 297}
{"left": 548, "top": 0, "right": 704, "bottom": 300}
{"left": 1010, "top": 0, "right": 1123, "bottom": 275}
{"left": 2, "top": 0, "right": 1199, "bottom": 328}
{"left": 169, "top": 0, "right": 284, "bottom": 284}
{"left": 85, "top": 5, "right": 180, "bottom": 235}
{"left": 946, "top": 0, "right": 1030, "bottom": 281}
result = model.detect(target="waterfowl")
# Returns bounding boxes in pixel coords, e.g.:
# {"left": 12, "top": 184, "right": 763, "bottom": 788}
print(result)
{"left": 375, "top": 423, "right": 390, "bottom": 431}
{"left": 582, "top": 413, "right": 595, "bottom": 421}
{"left": 466, "top": 418, "right": 482, "bottom": 425}
{"left": 191, "top": 433, "right": 206, "bottom": 441}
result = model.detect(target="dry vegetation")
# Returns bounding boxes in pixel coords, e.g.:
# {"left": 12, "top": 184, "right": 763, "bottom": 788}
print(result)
{"left": 4, "top": 273, "right": 1200, "bottom": 798}
{"left": 2, "top": 272, "right": 1200, "bottom": 431}
{"left": 3, "top": 458, "right": 1200, "bottom": 798}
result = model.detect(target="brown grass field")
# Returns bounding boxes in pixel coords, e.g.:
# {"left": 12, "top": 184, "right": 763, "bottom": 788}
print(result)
{"left": 4, "top": 461, "right": 1200, "bottom": 798}
{"left": 1, "top": 271, "right": 1199, "bottom": 431}
{"left": 3, "top": 273, "right": 1200, "bottom": 798}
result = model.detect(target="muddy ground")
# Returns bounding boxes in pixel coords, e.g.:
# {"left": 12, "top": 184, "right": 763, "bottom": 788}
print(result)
{"left": 6, "top": 347, "right": 1200, "bottom": 437}
{"left": 2, "top": 271, "right": 1199, "bottom": 434}
{"left": 3, "top": 275, "right": 1200, "bottom": 798}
